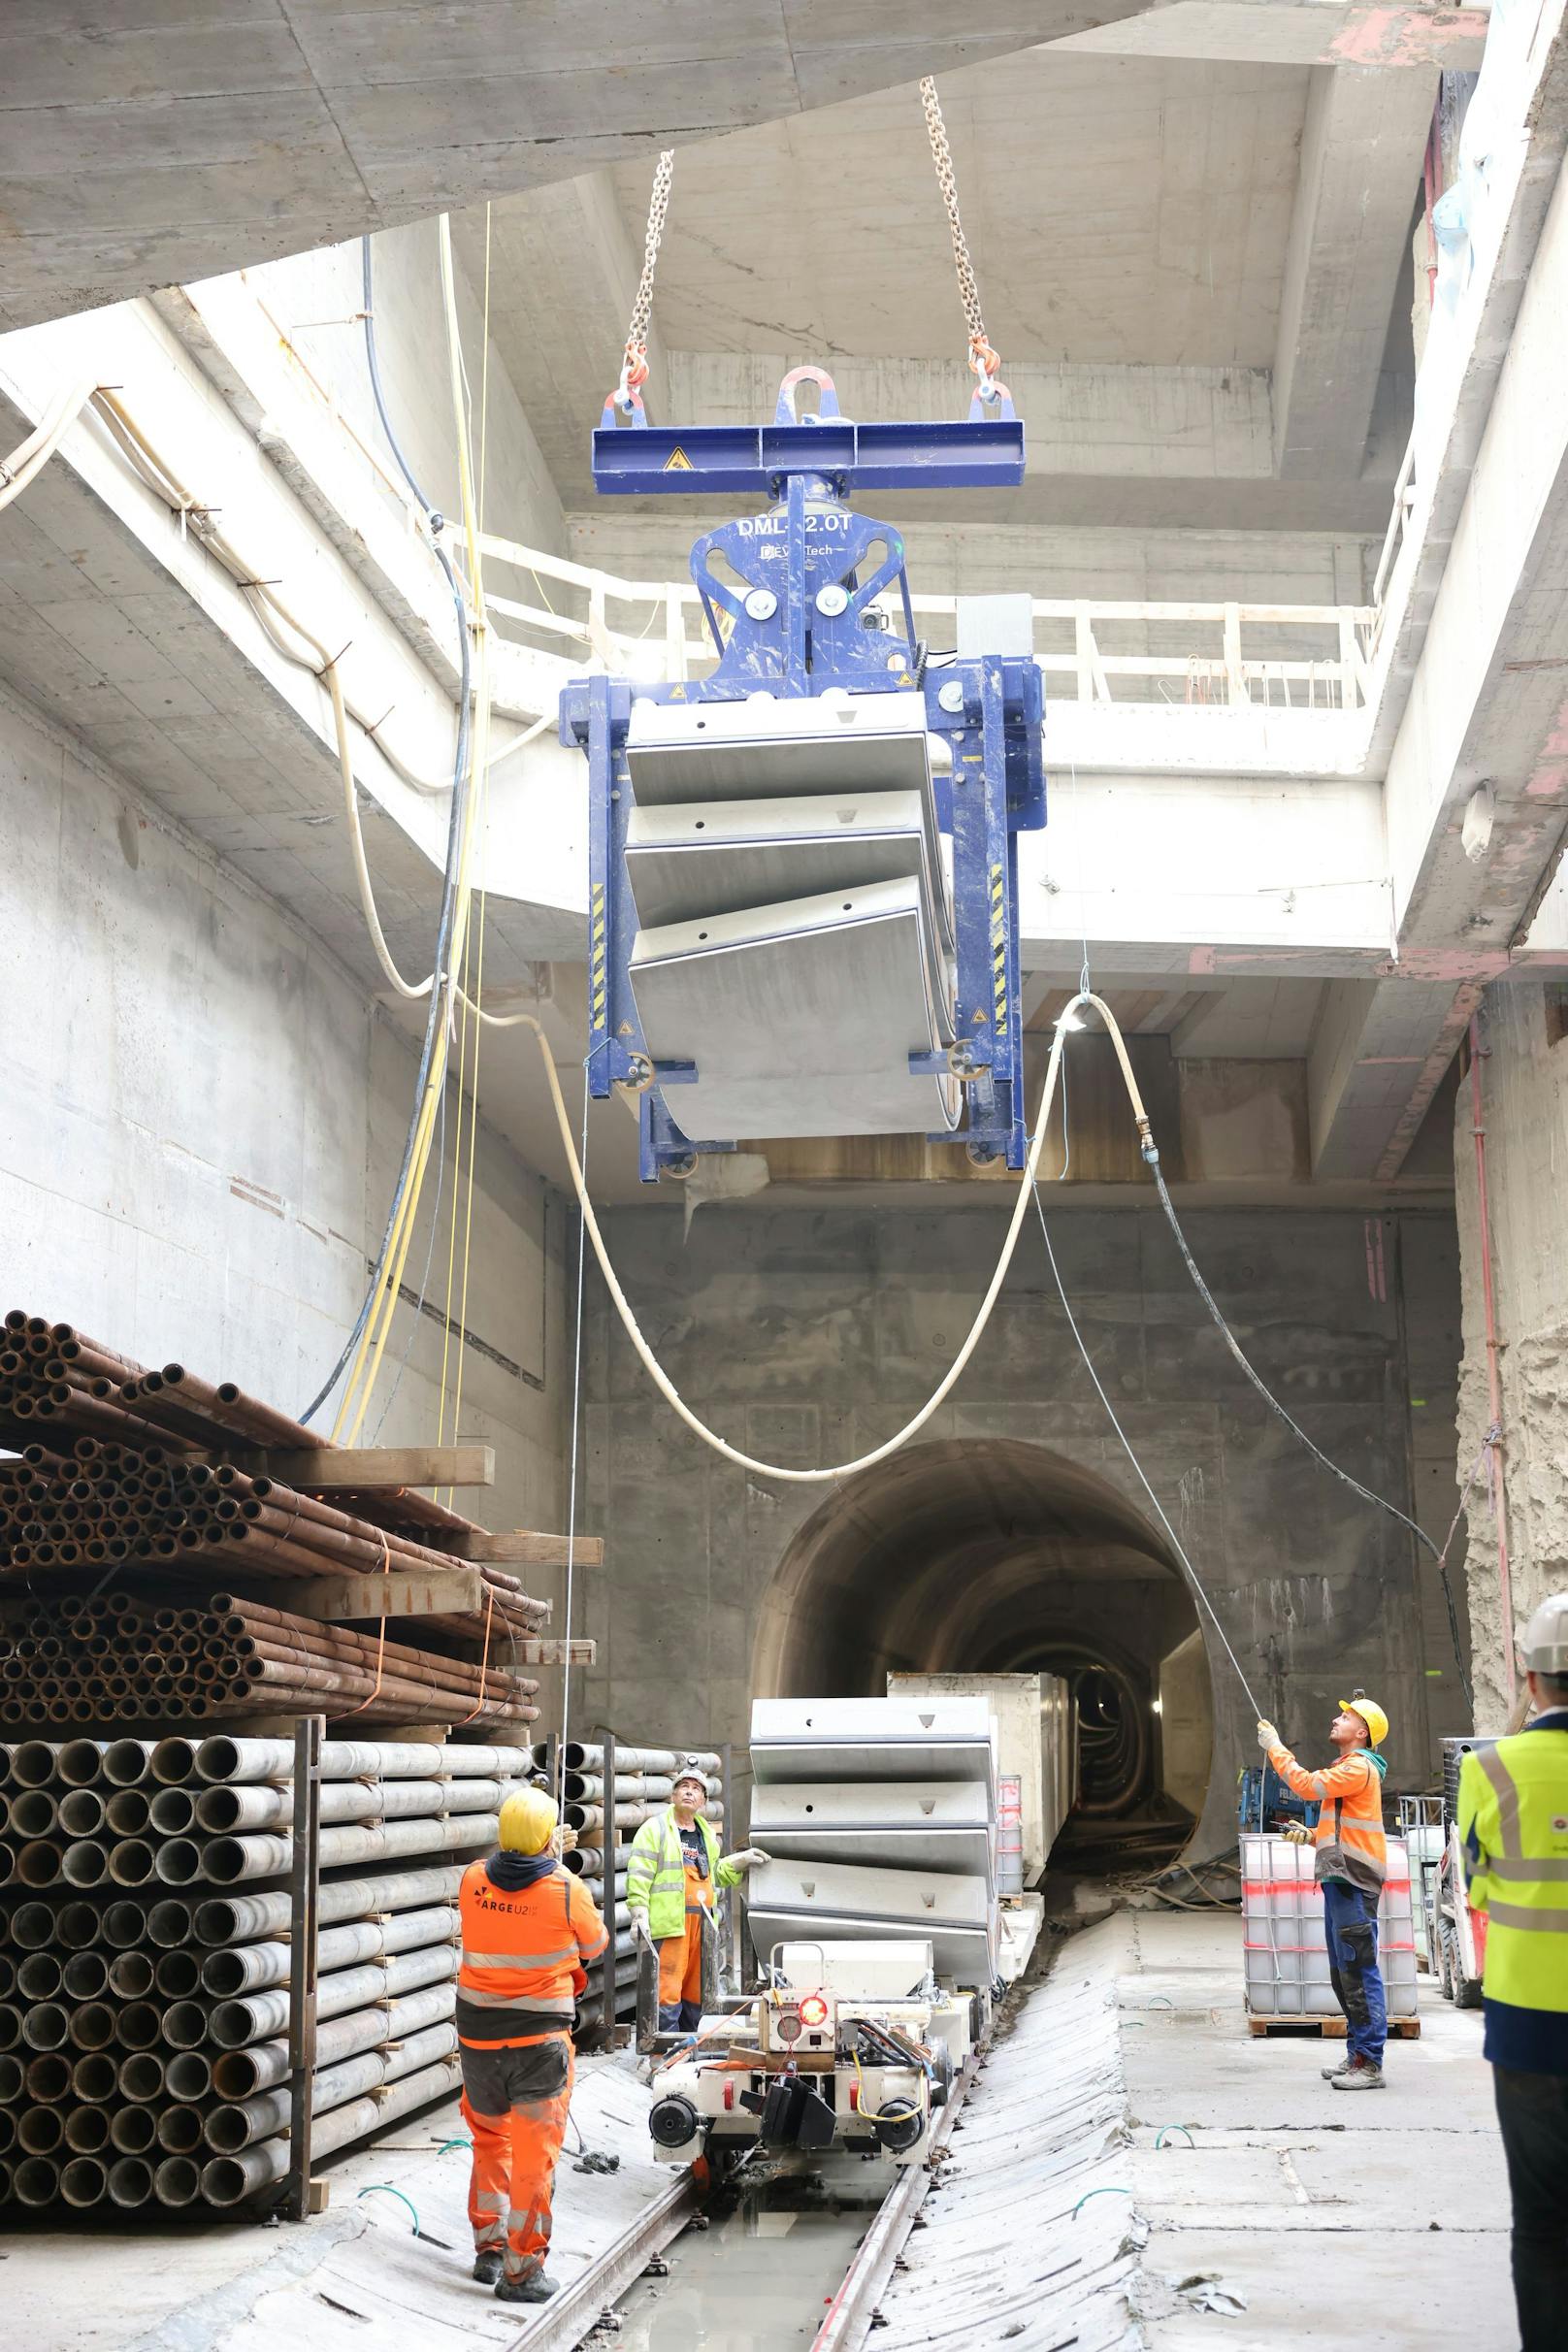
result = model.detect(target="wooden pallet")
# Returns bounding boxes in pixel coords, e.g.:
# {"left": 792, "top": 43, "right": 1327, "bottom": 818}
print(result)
{"left": 1247, "top": 2012, "right": 1421, "bottom": 2040}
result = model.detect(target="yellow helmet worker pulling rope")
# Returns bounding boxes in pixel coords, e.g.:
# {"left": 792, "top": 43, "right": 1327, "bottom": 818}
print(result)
{"left": 1341, "top": 1691, "right": 1389, "bottom": 1748}
{"left": 498, "top": 1785, "right": 560, "bottom": 1856}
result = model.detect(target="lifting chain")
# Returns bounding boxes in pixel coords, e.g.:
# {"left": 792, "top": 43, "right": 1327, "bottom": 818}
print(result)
{"left": 919, "top": 76, "right": 1002, "bottom": 401}
{"left": 617, "top": 147, "right": 675, "bottom": 410}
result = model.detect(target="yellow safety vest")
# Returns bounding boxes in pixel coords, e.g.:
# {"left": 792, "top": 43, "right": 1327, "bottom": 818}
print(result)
{"left": 1456, "top": 1730, "right": 1568, "bottom": 2018}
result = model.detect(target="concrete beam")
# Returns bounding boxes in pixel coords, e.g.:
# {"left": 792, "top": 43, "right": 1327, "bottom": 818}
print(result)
{"left": 1272, "top": 63, "right": 1438, "bottom": 480}
{"left": 1056, "top": 2, "right": 1490, "bottom": 71}
{"left": 1307, "top": 973, "right": 1483, "bottom": 1177}
{"left": 0, "top": 5, "right": 1133, "bottom": 332}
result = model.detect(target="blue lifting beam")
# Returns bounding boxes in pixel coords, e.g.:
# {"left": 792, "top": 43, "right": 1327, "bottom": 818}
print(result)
{"left": 560, "top": 366, "right": 1045, "bottom": 1182}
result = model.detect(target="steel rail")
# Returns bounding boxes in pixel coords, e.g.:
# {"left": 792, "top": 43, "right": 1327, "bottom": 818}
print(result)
{"left": 809, "top": 2052, "right": 981, "bottom": 2352}
{"left": 499, "top": 2172, "right": 697, "bottom": 2352}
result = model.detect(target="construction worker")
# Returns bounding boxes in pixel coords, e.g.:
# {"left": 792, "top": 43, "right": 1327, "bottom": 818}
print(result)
{"left": 626, "top": 1758, "right": 769, "bottom": 2032}
{"left": 456, "top": 1784, "right": 607, "bottom": 2305}
{"left": 1258, "top": 1692, "right": 1390, "bottom": 2087}
{"left": 1457, "top": 1593, "right": 1568, "bottom": 2352}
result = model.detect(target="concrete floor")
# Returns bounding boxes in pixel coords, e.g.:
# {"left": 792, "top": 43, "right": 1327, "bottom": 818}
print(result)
{"left": 875, "top": 1904, "right": 1514, "bottom": 2351}
{"left": 2, "top": 1910, "right": 1515, "bottom": 2352}
{"left": 1, "top": 2050, "right": 669, "bottom": 2352}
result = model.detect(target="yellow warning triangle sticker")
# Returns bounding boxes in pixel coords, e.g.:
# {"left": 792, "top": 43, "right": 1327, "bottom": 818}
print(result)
{"left": 664, "top": 445, "right": 694, "bottom": 472}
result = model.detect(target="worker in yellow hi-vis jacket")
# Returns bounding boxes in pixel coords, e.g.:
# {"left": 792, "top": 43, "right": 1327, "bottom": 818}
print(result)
{"left": 1458, "top": 1594, "right": 1568, "bottom": 2352}
{"left": 625, "top": 1760, "right": 768, "bottom": 2032}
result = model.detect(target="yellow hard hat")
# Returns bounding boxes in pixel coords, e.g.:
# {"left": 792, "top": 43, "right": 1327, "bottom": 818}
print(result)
{"left": 1340, "top": 1693, "right": 1388, "bottom": 1748}
{"left": 498, "top": 1785, "right": 559, "bottom": 1855}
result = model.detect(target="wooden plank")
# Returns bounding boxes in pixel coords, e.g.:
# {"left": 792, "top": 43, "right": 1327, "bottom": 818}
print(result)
{"left": 293, "top": 1566, "right": 487, "bottom": 1622}
{"left": 442, "top": 1529, "right": 604, "bottom": 1568}
{"left": 264, "top": 1445, "right": 496, "bottom": 1491}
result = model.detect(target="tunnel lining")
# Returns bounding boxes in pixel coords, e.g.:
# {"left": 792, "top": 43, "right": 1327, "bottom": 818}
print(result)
{"left": 752, "top": 1436, "right": 1216, "bottom": 1841}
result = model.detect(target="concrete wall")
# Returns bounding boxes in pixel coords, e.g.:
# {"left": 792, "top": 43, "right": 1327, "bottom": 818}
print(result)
{"left": 1454, "top": 984, "right": 1568, "bottom": 1724}
{"left": 580, "top": 1198, "right": 1462, "bottom": 1850}
{"left": 0, "top": 677, "right": 571, "bottom": 1544}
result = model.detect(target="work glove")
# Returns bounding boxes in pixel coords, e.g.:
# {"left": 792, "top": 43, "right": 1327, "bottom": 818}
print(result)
{"left": 1282, "top": 1823, "right": 1313, "bottom": 1846}
{"left": 1257, "top": 1720, "right": 1280, "bottom": 1749}
{"left": 630, "top": 1913, "right": 657, "bottom": 1956}
{"left": 556, "top": 1824, "right": 578, "bottom": 1855}
{"left": 720, "top": 1847, "right": 771, "bottom": 1871}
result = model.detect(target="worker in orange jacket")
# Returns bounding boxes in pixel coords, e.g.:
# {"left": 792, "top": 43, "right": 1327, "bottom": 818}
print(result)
{"left": 457, "top": 1785, "right": 607, "bottom": 2305}
{"left": 1258, "top": 1692, "right": 1390, "bottom": 2088}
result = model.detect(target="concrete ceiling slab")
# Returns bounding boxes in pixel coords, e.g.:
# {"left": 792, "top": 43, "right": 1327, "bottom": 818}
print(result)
{"left": 0, "top": 3, "right": 1121, "bottom": 331}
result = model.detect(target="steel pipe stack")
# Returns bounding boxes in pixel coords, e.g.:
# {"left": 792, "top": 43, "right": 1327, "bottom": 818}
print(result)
{"left": 0, "top": 1593, "right": 541, "bottom": 1731}
{"left": 0, "top": 1735, "right": 538, "bottom": 2212}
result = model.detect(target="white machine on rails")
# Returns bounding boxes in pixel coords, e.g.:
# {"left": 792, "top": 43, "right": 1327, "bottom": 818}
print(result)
{"left": 646, "top": 1682, "right": 1070, "bottom": 2173}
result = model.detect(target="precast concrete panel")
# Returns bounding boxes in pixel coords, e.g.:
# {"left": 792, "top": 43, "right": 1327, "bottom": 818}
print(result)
{"left": 749, "top": 1779, "right": 994, "bottom": 1877}
{"left": 624, "top": 787, "right": 952, "bottom": 954}
{"left": 749, "top": 1697, "right": 998, "bottom": 1791}
{"left": 629, "top": 879, "right": 959, "bottom": 1142}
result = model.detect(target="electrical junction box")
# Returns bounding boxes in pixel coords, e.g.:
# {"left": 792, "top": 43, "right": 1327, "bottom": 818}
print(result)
{"left": 956, "top": 592, "right": 1035, "bottom": 659}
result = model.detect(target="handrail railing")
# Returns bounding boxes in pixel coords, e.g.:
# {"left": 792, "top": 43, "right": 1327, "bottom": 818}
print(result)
{"left": 478, "top": 530, "right": 1376, "bottom": 709}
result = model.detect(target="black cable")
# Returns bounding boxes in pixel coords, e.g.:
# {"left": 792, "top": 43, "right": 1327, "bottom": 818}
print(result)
{"left": 1143, "top": 1150, "right": 1474, "bottom": 1713}
{"left": 297, "top": 239, "right": 472, "bottom": 1424}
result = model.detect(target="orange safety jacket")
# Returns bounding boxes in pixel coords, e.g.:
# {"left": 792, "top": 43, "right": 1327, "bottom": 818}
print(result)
{"left": 457, "top": 1858, "right": 608, "bottom": 2047}
{"left": 1266, "top": 1739, "right": 1388, "bottom": 1895}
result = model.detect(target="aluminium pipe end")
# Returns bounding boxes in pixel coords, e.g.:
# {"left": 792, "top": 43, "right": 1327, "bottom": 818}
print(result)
{"left": 108, "top": 1838, "right": 156, "bottom": 1887}
{"left": 117, "top": 2051, "right": 166, "bottom": 2106}
{"left": 61, "top": 1839, "right": 110, "bottom": 1888}
{"left": 153, "top": 1838, "right": 204, "bottom": 1887}
{"left": 148, "top": 1788, "right": 197, "bottom": 1837}
{"left": 0, "top": 2052, "right": 23, "bottom": 2102}
{"left": 13, "top": 2155, "right": 60, "bottom": 2206}
{"left": 156, "top": 2105, "right": 207, "bottom": 2157}
{"left": 16, "top": 1840, "right": 61, "bottom": 1888}
{"left": 57, "top": 1788, "right": 106, "bottom": 1839}
{"left": 149, "top": 1737, "right": 198, "bottom": 1787}
{"left": 154, "top": 2154, "right": 203, "bottom": 2206}
{"left": 165, "top": 2051, "right": 212, "bottom": 2105}
{"left": 17, "top": 2105, "right": 65, "bottom": 2155}
{"left": 11, "top": 1741, "right": 57, "bottom": 1788}
{"left": 16, "top": 1952, "right": 63, "bottom": 2002}
{"left": 101, "top": 1899, "right": 147, "bottom": 1949}
{"left": 155, "top": 1950, "right": 201, "bottom": 2000}
{"left": 115, "top": 2001, "right": 163, "bottom": 2053}
{"left": 66, "top": 2001, "right": 117, "bottom": 2054}
{"left": 25, "top": 2051, "right": 72, "bottom": 2104}
{"left": 160, "top": 2000, "right": 210, "bottom": 2052}
{"left": 19, "top": 2001, "right": 69, "bottom": 2052}
{"left": 62, "top": 1952, "right": 110, "bottom": 2002}
{"left": 109, "top": 2107, "right": 158, "bottom": 2157}
{"left": 108, "top": 1951, "right": 156, "bottom": 2000}
{"left": 147, "top": 1898, "right": 193, "bottom": 1949}
{"left": 63, "top": 2106, "right": 111, "bottom": 2156}
{"left": 70, "top": 2052, "right": 118, "bottom": 2105}
{"left": 61, "top": 2155, "right": 108, "bottom": 2208}
{"left": 107, "top": 2154, "right": 154, "bottom": 2206}
{"left": 10, "top": 1789, "right": 59, "bottom": 1839}
{"left": 102, "top": 1740, "right": 155, "bottom": 1788}
{"left": 56, "top": 1738, "right": 106, "bottom": 1789}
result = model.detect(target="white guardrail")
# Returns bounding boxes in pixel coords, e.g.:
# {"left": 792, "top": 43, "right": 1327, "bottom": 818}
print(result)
{"left": 477, "top": 531, "right": 1378, "bottom": 713}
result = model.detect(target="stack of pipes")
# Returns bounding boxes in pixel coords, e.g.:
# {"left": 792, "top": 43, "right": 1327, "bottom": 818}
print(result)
{"left": 0, "top": 1446, "right": 540, "bottom": 1629}
{"left": 0, "top": 1594, "right": 542, "bottom": 1733}
{"left": 543, "top": 1742, "right": 724, "bottom": 2028}
{"left": 0, "top": 1734, "right": 539, "bottom": 2211}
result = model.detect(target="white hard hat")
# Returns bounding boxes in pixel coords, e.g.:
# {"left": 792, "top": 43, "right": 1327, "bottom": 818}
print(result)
{"left": 672, "top": 1756, "right": 710, "bottom": 1798}
{"left": 1519, "top": 1592, "right": 1568, "bottom": 1675}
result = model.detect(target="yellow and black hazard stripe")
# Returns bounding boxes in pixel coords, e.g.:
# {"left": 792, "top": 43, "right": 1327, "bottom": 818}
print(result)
{"left": 989, "top": 863, "right": 1007, "bottom": 1035}
{"left": 590, "top": 882, "right": 607, "bottom": 1034}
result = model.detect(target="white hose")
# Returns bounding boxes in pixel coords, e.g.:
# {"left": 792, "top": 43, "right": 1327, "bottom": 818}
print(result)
{"left": 493, "top": 992, "right": 1153, "bottom": 1485}
{"left": 0, "top": 377, "right": 99, "bottom": 512}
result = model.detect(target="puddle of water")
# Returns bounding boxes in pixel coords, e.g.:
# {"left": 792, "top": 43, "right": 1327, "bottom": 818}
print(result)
{"left": 610, "top": 2155, "right": 887, "bottom": 2352}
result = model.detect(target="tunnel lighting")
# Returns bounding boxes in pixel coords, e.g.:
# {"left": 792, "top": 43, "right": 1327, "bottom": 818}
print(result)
{"left": 1152, "top": 1697, "right": 1163, "bottom": 1715}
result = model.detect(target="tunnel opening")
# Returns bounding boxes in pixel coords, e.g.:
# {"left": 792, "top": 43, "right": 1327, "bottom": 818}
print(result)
{"left": 753, "top": 1437, "right": 1215, "bottom": 1872}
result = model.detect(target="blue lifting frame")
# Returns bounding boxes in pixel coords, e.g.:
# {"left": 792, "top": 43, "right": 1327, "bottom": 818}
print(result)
{"left": 559, "top": 367, "right": 1045, "bottom": 1182}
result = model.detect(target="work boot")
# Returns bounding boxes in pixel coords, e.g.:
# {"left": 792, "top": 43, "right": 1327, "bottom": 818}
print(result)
{"left": 1321, "top": 2054, "right": 1353, "bottom": 2080}
{"left": 496, "top": 2271, "right": 559, "bottom": 2305}
{"left": 471, "top": 2251, "right": 504, "bottom": 2286}
{"left": 1330, "top": 2056, "right": 1385, "bottom": 2090}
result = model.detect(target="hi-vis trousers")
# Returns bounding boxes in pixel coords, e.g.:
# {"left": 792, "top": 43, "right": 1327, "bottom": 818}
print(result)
{"left": 460, "top": 2028, "right": 573, "bottom": 2284}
